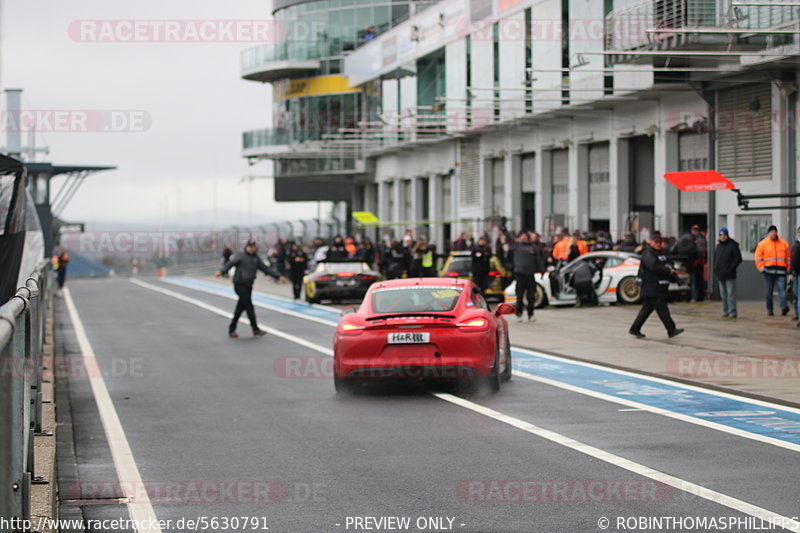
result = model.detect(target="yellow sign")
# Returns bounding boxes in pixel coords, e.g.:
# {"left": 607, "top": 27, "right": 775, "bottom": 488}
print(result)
{"left": 352, "top": 211, "right": 380, "bottom": 224}
{"left": 273, "top": 75, "right": 361, "bottom": 101}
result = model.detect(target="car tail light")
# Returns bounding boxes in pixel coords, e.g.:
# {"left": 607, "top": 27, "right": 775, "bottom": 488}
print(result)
{"left": 456, "top": 318, "right": 488, "bottom": 330}
{"left": 317, "top": 275, "right": 332, "bottom": 281}
{"left": 339, "top": 321, "right": 365, "bottom": 335}
{"left": 444, "top": 272, "right": 460, "bottom": 277}
{"left": 489, "top": 270, "right": 501, "bottom": 278}
{"left": 337, "top": 271, "right": 355, "bottom": 277}
{"left": 361, "top": 275, "right": 376, "bottom": 282}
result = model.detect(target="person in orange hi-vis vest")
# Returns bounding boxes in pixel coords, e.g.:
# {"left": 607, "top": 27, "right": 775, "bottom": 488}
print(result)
{"left": 754, "top": 225, "right": 791, "bottom": 316}
{"left": 52, "top": 247, "right": 70, "bottom": 289}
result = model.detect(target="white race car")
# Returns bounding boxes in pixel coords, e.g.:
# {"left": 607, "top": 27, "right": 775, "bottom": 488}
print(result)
{"left": 504, "top": 251, "right": 690, "bottom": 308}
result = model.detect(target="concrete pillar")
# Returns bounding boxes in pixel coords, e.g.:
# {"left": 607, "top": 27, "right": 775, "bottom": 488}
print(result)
{"left": 574, "top": 143, "right": 589, "bottom": 231}
{"left": 609, "top": 137, "right": 629, "bottom": 240}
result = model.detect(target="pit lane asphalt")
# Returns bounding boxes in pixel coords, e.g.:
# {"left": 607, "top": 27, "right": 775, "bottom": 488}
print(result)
{"left": 57, "top": 278, "right": 800, "bottom": 533}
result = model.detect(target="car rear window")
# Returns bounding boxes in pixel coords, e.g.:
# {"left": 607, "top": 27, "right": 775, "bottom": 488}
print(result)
{"left": 444, "top": 257, "right": 471, "bottom": 275}
{"left": 372, "top": 286, "right": 463, "bottom": 314}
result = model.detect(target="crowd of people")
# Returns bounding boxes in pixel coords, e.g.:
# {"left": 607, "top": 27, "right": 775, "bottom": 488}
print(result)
{"left": 216, "top": 223, "right": 798, "bottom": 336}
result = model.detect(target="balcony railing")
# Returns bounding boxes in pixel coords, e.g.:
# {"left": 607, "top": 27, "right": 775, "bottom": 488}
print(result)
{"left": 241, "top": 42, "right": 327, "bottom": 71}
{"left": 605, "top": 0, "right": 799, "bottom": 52}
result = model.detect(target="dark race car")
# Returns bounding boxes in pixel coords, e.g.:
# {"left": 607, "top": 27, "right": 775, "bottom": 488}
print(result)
{"left": 303, "top": 260, "right": 381, "bottom": 304}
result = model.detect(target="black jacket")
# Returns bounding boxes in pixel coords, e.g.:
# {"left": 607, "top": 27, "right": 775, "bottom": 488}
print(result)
{"left": 221, "top": 251, "right": 281, "bottom": 285}
{"left": 639, "top": 247, "right": 673, "bottom": 297}
{"left": 791, "top": 240, "right": 800, "bottom": 276}
{"left": 286, "top": 249, "right": 308, "bottom": 277}
{"left": 471, "top": 245, "right": 492, "bottom": 278}
{"left": 714, "top": 239, "right": 742, "bottom": 281}
{"left": 571, "top": 261, "right": 595, "bottom": 286}
{"left": 511, "top": 242, "right": 545, "bottom": 275}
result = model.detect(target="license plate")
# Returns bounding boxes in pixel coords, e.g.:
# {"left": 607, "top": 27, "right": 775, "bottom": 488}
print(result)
{"left": 337, "top": 280, "right": 356, "bottom": 287}
{"left": 387, "top": 332, "right": 430, "bottom": 344}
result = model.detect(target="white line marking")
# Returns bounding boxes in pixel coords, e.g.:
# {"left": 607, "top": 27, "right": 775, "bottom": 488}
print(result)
{"left": 511, "top": 370, "right": 800, "bottom": 454}
{"left": 129, "top": 279, "right": 800, "bottom": 531}
{"left": 433, "top": 392, "right": 800, "bottom": 533}
{"left": 131, "top": 279, "right": 332, "bottom": 355}
{"left": 162, "top": 278, "right": 339, "bottom": 327}
{"left": 513, "top": 346, "right": 800, "bottom": 416}
{"left": 63, "top": 288, "right": 162, "bottom": 533}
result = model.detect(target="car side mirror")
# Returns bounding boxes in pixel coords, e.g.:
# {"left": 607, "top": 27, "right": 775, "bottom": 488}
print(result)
{"left": 341, "top": 305, "right": 358, "bottom": 317}
{"left": 495, "top": 303, "right": 516, "bottom": 316}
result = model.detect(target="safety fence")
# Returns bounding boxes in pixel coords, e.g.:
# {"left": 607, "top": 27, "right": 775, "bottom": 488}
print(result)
{"left": 0, "top": 260, "right": 51, "bottom": 527}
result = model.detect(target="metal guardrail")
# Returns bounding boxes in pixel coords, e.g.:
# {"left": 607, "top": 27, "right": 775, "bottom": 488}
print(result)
{"left": 0, "top": 260, "right": 51, "bottom": 527}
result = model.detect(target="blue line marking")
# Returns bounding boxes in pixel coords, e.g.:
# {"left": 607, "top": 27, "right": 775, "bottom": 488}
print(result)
{"left": 168, "top": 276, "right": 800, "bottom": 448}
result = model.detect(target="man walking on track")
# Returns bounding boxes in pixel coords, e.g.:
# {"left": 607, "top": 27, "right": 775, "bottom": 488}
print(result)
{"left": 628, "top": 236, "right": 684, "bottom": 339}
{"left": 215, "top": 239, "right": 286, "bottom": 338}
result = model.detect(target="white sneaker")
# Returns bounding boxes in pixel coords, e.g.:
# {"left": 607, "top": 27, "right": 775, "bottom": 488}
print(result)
{"left": 516, "top": 315, "right": 523, "bottom": 323}
{"left": 528, "top": 316, "right": 536, "bottom": 323}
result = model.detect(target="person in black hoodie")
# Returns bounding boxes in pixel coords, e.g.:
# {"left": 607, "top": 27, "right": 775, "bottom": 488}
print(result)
{"left": 629, "top": 237, "right": 683, "bottom": 339}
{"left": 714, "top": 228, "right": 742, "bottom": 319}
{"left": 326, "top": 235, "right": 349, "bottom": 260}
{"left": 470, "top": 236, "right": 493, "bottom": 295}
{"left": 791, "top": 226, "right": 800, "bottom": 327}
{"left": 510, "top": 231, "right": 546, "bottom": 321}
{"left": 216, "top": 240, "right": 286, "bottom": 337}
{"left": 286, "top": 241, "right": 308, "bottom": 300}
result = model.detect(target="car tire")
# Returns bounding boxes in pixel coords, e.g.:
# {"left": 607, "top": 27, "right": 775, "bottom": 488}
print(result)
{"left": 616, "top": 276, "right": 642, "bottom": 305}
{"left": 333, "top": 373, "right": 359, "bottom": 394}
{"left": 483, "top": 341, "right": 502, "bottom": 393}
{"left": 500, "top": 332, "right": 512, "bottom": 383}
{"left": 305, "top": 288, "right": 320, "bottom": 304}
{"left": 534, "top": 283, "right": 548, "bottom": 309}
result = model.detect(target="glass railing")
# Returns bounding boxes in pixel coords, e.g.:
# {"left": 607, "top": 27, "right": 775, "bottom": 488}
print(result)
{"left": 242, "top": 128, "right": 327, "bottom": 149}
{"left": 605, "top": 0, "right": 799, "bottom": 51}
{"left": 241, "top": 42, "right": 326, "bottom": 71}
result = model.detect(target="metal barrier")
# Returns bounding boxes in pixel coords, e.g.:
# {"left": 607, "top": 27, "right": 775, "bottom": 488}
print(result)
{"left": 0, "top": 260, "right": 51, "bottom": 527}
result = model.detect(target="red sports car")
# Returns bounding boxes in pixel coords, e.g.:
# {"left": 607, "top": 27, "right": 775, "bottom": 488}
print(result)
{"left": 333, "top": 277, "right": 516, "bottom": 393}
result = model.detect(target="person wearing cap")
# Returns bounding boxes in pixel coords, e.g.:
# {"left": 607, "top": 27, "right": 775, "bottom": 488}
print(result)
{"left": 215, "top": 240, "right": 286, "bottom": 338}
{"left": 629, "top": 236, "right": 684, "bottom": 339}
{"left": 754, "top": 225, "right": 791, "bottom": 316}
{"left": 791, "top": 225, "right": 800, "bottom": 327}
{"left": 714, "top": 228, "right": 742, "bottom": 318}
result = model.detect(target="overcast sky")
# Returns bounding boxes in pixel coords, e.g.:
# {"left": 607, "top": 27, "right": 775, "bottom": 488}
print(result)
{"left": 3, "top": 0, "right": 326, "bottom": 229}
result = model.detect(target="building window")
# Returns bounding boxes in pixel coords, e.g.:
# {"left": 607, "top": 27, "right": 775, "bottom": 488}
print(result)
{"left": 736, "top": 215, "right": 772, "bottom": 254}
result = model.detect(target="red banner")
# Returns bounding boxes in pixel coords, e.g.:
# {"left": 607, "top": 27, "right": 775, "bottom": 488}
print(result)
{"left": 663, "top": 170, "right": 735, "bottom": 192}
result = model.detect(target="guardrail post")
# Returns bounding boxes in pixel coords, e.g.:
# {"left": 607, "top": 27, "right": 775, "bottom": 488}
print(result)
{"left": 0, "top": 311, "right": 28, "bottom": 531}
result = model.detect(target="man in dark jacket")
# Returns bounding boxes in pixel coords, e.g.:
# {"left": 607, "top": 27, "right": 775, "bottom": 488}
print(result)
{"left": 714, "top": 228, "right": 742, "bottom": 319}
{"left": 792, "top": 226, "right": 800, "bottom": 327}
{"left": 286, "top": 241, "right": 308, "bottom": 300}
{"left": 629, "top": 237, "right": 684, "bottom": 339}
{"left": 510, "top": 231, "right": 545, "bottom": 321}
{"left": 215, "top": 240, "right": 286, "bottom": 338}
{"left": 471, "top": 236, "right": 493, "bottom": 294}
{"left": 571, "top": 259, "right": 597, "bottom": 307}
{"left": 385, "top": 239, "right": 409, "bottom": 279}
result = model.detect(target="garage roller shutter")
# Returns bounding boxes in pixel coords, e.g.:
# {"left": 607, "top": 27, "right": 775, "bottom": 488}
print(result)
{"left": 588, "top": 143, "right": 610, "bottom": 220}
{"left": 551, "top": 149, "right": 569, "bottom": 216}
{"left": 679, "top": 132, "right": 710, "bottom": 213}
{"left": 717, "top": 84, "right": 772, "bottom": 182}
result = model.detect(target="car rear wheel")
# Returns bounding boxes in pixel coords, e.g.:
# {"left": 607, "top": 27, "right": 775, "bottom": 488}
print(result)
{"left": 500, "top": 332, "right": 512, "bottom": 383}
{"left": 534, "top": 283, "right": 548, "bottom": 308}
{"left": 617, "top": 276, "right": 642, "bottom": 305}
{"left": 305, "top": 286, "right": 320, "bottom": 304}
{"left": 483, "top": 341, "right": 502, "bottom": 393}
{"left": 333, "top": 373, "right": 359, "bottom": 394}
